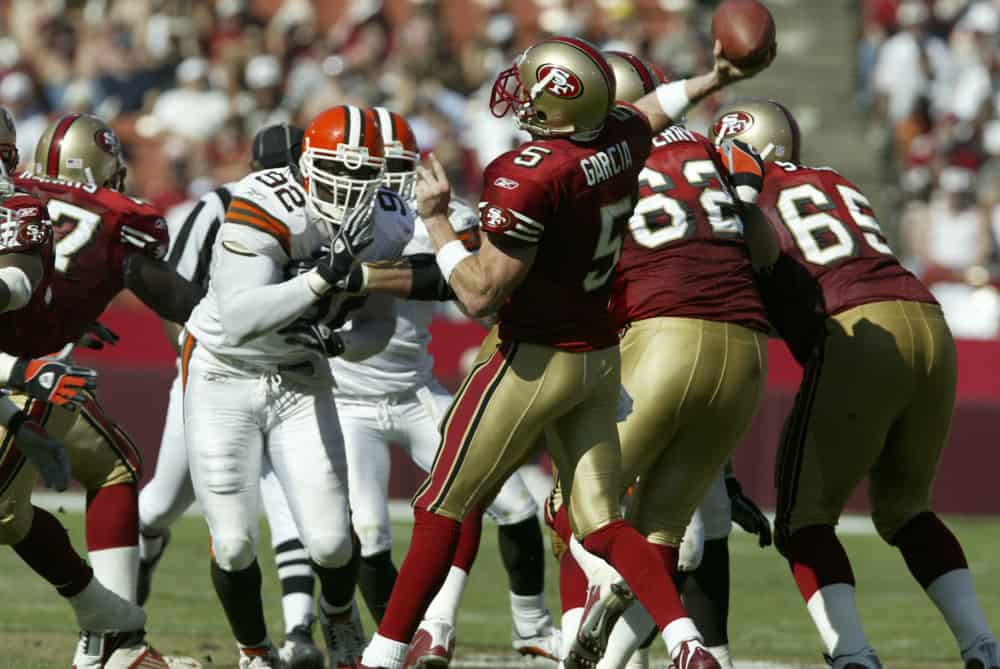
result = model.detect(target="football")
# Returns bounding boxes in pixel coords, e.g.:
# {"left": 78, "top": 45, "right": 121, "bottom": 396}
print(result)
{"left": 711, "top": 0, "right": 776, "bottom": 67}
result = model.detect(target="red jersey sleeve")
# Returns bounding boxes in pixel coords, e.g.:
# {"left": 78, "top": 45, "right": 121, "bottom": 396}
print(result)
{"left": 479, "top": 154, "right": 555, "bottom": 245}
{"left": 0, "top": 193, "right": 52, "bottom": 255}
{"left": 119, "top": 211, "right": 169, "bottom": 260}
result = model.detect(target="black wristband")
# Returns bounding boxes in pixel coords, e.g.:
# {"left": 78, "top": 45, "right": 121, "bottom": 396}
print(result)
{"left": 343, "top": 266, "right": 366, "bottom": 294}
{"left": 407, "top": 254, "right": 456, "bottom": 301}
{"left": 7, "top": 409, "right": 28, "bottom": 435}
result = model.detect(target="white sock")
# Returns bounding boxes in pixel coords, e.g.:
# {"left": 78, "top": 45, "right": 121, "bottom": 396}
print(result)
{"left": 89, "top": 546, "right": 140, "bottom": 603}
{"left": 361, "top": 633, "right": 409, "bottom": 669}
{"left": 561, "top": 607, "right": 583, "bottom": 660}
{"left": 138, "top": 533, "right": 165, "bottom": 562}
{"left": 510, "top": 591, "right": 551, "bottom": 636}
{"left": 569, "top": 535, "right": 620, "bottom": 585}
{"left": 661, "top": 617, "right": 701, "bottom": 659}
{"left": 423, "top": 566, "right": 468, "bottom": 626}
{"left": 283, "top": 593, "right": 316, "bottom": 633}
{"left": 598, "top": 602, "right": 655, "bottom": 669}
{"left": 708, "top": 644, "right": 733, "bottom": 669}
{"left": 925, "top": 569, "right": 992, "bottom": 651}
{"left": 805, "top": 584, "right": 869, "bottom": 657}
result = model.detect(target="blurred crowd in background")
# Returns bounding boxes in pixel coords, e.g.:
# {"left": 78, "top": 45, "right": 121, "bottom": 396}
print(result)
{"left": 861, "top": 0, "right": 1000, "bottom": 337}
{"left": 2, "top": 0, "right": 1000, "bottom": 337}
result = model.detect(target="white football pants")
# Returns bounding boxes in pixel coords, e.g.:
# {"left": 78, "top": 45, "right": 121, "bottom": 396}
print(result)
{"left": 184, "top": 348, "right": 352, "bottom": 572}
{"left": 338, "top": 381, "right": 538, "bottom": 557}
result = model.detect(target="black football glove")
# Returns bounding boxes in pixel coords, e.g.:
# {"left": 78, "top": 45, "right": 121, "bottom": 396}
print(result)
{"left": 9, "top": 357, "right": 98, "bottom": 409}
{"left": 80, "top": 322, "right": 120, "bottom": 350}
{"left": 280, "top": 321, "right": 346, "bottom": 358}
{"left": 726, "top": 475, "right": 772, "bottom": 548}
{"left": 314, "top": 216, "right": 374, "bottom": 288}
{"left": 8, "top": 412, "right": 71, "bottom": 491}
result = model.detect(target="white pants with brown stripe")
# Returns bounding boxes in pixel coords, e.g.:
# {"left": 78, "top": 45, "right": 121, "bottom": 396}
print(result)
{"left": 413, "top": 339, "right": 623, "bottom": 538}
{"left": 339, "top": 379, "right": 538, "bottom": 558}
{"left": 183, "top": 344, "right": 352, "bottom": 572}
{"left": 0, "top": 392, "right": 141, "bottom": 544}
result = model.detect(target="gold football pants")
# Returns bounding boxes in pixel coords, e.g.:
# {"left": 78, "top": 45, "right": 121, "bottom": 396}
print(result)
{"left": 775, "top": 300, "right": 957, "bottom": 549}
{"left": 618, "top": 317, "right": 767, "bottom": 546}
{"left": 0, "top": 392, "right": 142, "bottom": 544}
{"left": 413, "top": 333, "right": 624, "bottom": 538}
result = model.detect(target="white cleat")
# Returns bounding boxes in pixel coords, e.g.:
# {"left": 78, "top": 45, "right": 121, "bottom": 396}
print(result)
{"left": 73, "top": 630, "right": 203, "bottom": 669}
{"left": 404, "top": 620, "right": 456, "bottom": 669}
{"left": 320, "top": 602, "right": 366, "bottom": 669}
{"left": 512, "top": 614, "right": 561, "bottom": 662}
{"left": 964, "top": 635, "right": 1000, "bottom": 669}
{"left": 69, "top": 578, "right": 147, "bottom": 633}
{"left": 279, "top": 623, "right": 324, "bottom": 669}
{"left": 825, "top": 647, "right": 884, "bottom": 669}
{"left": 238, "top": 644, "right": 283, "bottom": 669}
{"left": 564, "top": 581, "right": 635, "bottom": 669}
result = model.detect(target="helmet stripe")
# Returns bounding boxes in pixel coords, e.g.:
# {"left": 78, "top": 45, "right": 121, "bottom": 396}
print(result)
{"left": 547, "top": 37, "right": 615, "bottom": 98}
{"left": 375, "top": 106, "right": 394, "bottom": 144}
{"left": 347, "top": 106, "right": 363, "bottom": 146}
{"left": 46, "top": 113, "right": 81, "bottom": 177}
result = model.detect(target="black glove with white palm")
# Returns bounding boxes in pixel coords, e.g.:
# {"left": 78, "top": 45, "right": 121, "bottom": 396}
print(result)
{"left": 313, "top": 210, "right": 375, "bottom": 291}
{"left": 281, "top": 321, "right": 346, "bottom": 357}
{"left": 726, "top": 474, "right": 772, "bottom": 548}
{"left": 7, "top": 411, "right": 71, "bottom": 491}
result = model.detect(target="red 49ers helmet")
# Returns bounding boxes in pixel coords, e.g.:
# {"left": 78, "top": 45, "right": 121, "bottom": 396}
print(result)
{"left": 490, "top": 36, "right": 616, "bottom": 141}
{"left": 373, "top": 107, "right": 419, "bottom": 201}
{"left": 299, "top": 105, "right": 385, "bottom": 236}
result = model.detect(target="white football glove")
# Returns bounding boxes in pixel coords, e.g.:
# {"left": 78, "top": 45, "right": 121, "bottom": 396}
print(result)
{"left": 677, "top": 506, "right": 706, "bottom": 572}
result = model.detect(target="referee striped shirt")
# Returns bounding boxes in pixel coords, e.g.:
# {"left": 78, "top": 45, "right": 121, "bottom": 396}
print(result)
{"left": 165, "top": 184, "right": 235, "bottom": 289}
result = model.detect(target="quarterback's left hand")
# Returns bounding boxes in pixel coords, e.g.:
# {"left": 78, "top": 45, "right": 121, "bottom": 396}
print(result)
{"left": 80, "top": 322, "right": 120, "bottom": 350}
{"left": 9, "top": 357, "right": 97, "bottom": 409}
{"left": 717, "top": 138, "right": 765, "bottom": 206}
{"left": 726, "top": 475, "right": 772, "bottom": 548}
{"left": 415, "top": 153, "right": 452, "bottom": 221}
{"left": 280, "top": 321, "right": 346, "bottom": 358}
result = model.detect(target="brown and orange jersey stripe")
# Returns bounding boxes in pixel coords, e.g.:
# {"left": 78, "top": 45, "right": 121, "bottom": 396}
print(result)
{"left": 224, "top": 197, "right": 292, "bottom": 255}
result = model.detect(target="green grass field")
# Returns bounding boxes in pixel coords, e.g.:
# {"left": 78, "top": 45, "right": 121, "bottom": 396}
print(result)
{"left": 0, "top": 511, "right": 996, "bottom": 669}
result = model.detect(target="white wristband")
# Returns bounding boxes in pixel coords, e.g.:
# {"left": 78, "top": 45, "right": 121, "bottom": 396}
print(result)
{"left": 0, "top": 352, "right": 17, "bottom": 385}
{"left": 0, "top": 266, "right": 34, "bottom": 313}
{"left": 436, "top": 240, "right": 472, "bottom": 283}
{"left": 655, "top": 80, "right": 692, "bottom": 121}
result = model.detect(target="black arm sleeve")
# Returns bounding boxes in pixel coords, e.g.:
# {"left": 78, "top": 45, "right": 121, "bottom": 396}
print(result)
{"left": 123, "top": 253, "right": 207, "bottom": 324}
{"left": 406, "top": 254, "right": 456, "bottom": 302}
{"left": 754, "top": 252, "right": 827, "bottom": 367}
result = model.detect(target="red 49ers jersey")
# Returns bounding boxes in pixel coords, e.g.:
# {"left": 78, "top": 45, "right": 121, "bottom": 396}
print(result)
{"left": 0, "top": 189, "right": 57, "bottom": 357}
{"left": 757, "top": 162, "right": 935, "bottom": 353}
{"left": 13, "top": 173, "right": 168, "bottom": 355}
{"left": 610, "top": 126, "right": 768, "bottom": 332}
{"left": 480, "top": 104, "right": 652, "bottom": 351}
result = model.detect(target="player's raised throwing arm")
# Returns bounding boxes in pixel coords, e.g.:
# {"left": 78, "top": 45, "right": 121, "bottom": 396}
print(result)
{"left": 414, "top": 155, "right": 534, "bottom": 318}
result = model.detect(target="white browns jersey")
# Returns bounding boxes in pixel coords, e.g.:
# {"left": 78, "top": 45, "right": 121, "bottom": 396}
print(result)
{"left": 185, "top": 166, "right": 413, "bottom": 371}
{"left": 330, "top": 198, "right": 478, "bottom": 397}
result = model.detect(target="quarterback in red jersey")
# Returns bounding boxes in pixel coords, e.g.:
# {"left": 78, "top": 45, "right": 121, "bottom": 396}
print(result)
{"left": 359, "top": 36, "right": 771, "bottom": 669}
{"left": 712, "top": 100, "right": 999, "bottom": 669}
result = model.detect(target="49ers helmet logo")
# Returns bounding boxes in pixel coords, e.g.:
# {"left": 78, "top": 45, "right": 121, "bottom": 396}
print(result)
{"left": 535, "top": 64, "right": 583, "bottom": 99}
{"left": 94, "top": 129, "right": 120, "bottom": 155}
{"left": 713, "top": 111, "right": 754, "bottom": 140}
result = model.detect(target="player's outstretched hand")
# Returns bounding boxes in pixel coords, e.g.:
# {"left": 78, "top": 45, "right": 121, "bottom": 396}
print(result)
{"left": 415, "top": 153, "right": 451, "bottom": 221}
{"left": 9, "top": 357, "right": 97, "bottom": 409}
{"left": 80, "top": 322, "right": 120, "bottom": 350}
{"left": 11, "top": 416, "right": 71, "bottom": 491}
{"left": 726, "top": 476, "right": 772, "bottom": 548}
{"left": 716, "top": 138, "right": 766, "bottom": 206}
{"left": 711, "top": 39, "right": 775, "bottom": 87}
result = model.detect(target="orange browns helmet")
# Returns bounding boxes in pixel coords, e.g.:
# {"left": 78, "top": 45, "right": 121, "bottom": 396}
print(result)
{"left": 0, "top": 108, "right": 18, "bottom": 176}
{"left": 299, "top": 105, "right": 385, "bottom": 236}
{"left": 490, "top": 36, "right": 616, "bottom": 141}
{"left": 604, "top": 51, "right": 664, "bottom": 104}
{"left": 33, "top": 113, "right": 127, "bottom": 191}
{"left": 373, "top": 107, "right": 419, "bottom": 201}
